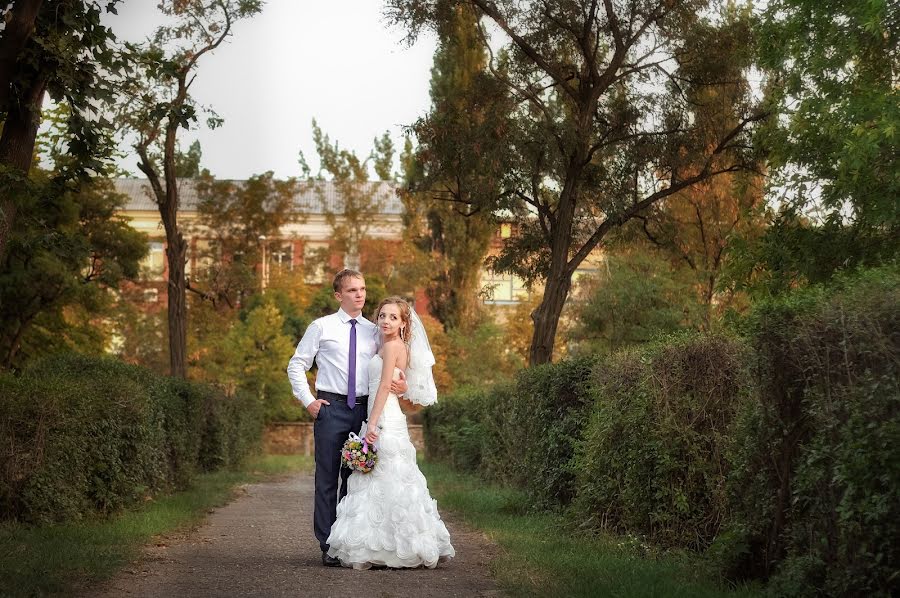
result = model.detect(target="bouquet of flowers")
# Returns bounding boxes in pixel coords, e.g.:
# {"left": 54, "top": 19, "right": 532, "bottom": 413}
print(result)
{"left": 341, "top": 432, "right": 377, "bottom": 473}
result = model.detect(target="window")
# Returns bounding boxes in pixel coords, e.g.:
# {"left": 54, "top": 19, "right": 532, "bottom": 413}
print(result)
{"left": 141, "top": 242, "right": 165, "bottom": 281}
{"left": 480, "top": 269, "right": 528, "bottom": 304}
{"left": 303, "top": 242, "right": 329, "bottom": 284}
{"left": 500, "top": 223, "right": 512, "bottom": 239}
{"left": 189, "top": 239, "right": 214, "bottom": 278}
{"left": 143, "top": 288, "right": 159, "bottom": 303}
{"left": 271, "top": 242, "right": 294, "bottom": 272}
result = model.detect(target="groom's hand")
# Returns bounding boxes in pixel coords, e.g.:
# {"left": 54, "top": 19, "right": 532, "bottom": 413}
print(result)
{"left": 307, "top": 398, "right": 331, "bottom": 419}
{"left": 390, "top": 371, "right": 408, "bottom": 396}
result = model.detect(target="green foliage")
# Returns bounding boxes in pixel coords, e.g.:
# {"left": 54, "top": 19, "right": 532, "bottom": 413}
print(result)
{"left": 497, "top": 357, "right": 595, "bottom": 510}
{"left": 193, "top": 170, "right": 301, "bottom": 308}
{"left": 0, "top": 354, "right": 263, "bottom": 524}
{"left": 424, "top": 265, "right": 898, "bottom": 593}
{"left": 426, "top": 356, "right": 594, "bottom": 510}
{"left": 403, "top": 3, "right": 501, "bottom": 329}
{"left": 205, "top": 300, "right": 301, "bottom": 423}
{"left": 390, "top": 0, "right": 763, "bottom": 363}
{"left": 421, "top": 460, "right": 762, "bottom": 598}
{"left": 0, "top": 1, "right": 124, "bottom": 178}
{"left": 723, "top": 265, "right": 900, "bottom": 595}
{"left": 572, "top": 334, "right": 753, "bottom": 550}
{"left": 744, "top": 0, "right": 900, "bottom": 289}
{"left": 240, "top": 288, "right": 310, "bottom": 344}
{"left": 174, "top": 140, "right": 203, "bottom": 178}
{"left": 569, "top": 251, "right": 702, "bottom": 355}
{"left": 757, "top": 0, "right": 898, "bottom": 233}
{"left": 422, "top": 385, "right": 493, "bottom": 471}
{"left": 443, "top": 319, "right": 524, "bottom": 388}
{"left": 0, "top": 176, "right": 147, "bottom": 370}
{"left": 300, "top": 120, "right": 395, "bottom": 270}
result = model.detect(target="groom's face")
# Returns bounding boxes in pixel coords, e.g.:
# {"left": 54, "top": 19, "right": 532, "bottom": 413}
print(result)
{"left": 335, "top": 276, "right": 366, "bottom": 315}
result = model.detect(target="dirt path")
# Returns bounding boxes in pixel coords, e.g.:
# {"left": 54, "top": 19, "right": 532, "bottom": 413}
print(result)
{"left": 87, "top": 472, "right": 501, "bottom": 598}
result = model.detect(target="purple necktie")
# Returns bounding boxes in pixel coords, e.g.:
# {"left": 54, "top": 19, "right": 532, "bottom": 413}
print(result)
{"left": 347, "top": 319, "right": 357, "bottom": 409}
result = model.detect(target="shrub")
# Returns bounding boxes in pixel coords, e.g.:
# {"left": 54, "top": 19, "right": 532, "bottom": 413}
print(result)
{"left": 724, "top": 266, "right": 900, "bottom": 595}
{"left": 422, "top": 385, "right": 493, "bottom": 471}
{"left": 488, "top": 357, "right": 595, "bottom": 510}
{"left": 0, "top": 354, "right": 263, "bottom": 524}
{"left": 423, "top": 356, "right": 594, "bottom": 511}
{"left": 571, "top": 334, "right": 752, "bottom": 549}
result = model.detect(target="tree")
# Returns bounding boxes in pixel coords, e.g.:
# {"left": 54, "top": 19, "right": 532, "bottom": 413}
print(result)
{"left": 118, "top": 0, "right": 261, "bottom": 378}
{"left": 403, "top": 3, "right": 503, "bottom": 329}
{"left": 634, "top": 6, "right": 766, "bottom": 329}
{"left": 199, "top": 300, "right": 301, "bottom": 420}
{"left": 636, "top": 170, "right": 763, "bottom": 328}
{"left": 174, "top": 140, "right": 203, "bottom": 178}
{"left": 192, "top": 171, "right": 301, "bottom": 309}
{"left": 0, "top": 0, "right": 124, "bottom": 260}
{"left": 0, "top": 173, "right": 147, "bottom": 369}
{"left": 300, "top": 121, "right": 394, "bottom": 271}
{"left": 568, "top": 250, "right": 700, "bottom": 355}
{"left": 736, "top": 0, "right": 899, "bottom": 291}
{"left": 388, "top": 0, "right": 765, "bottom": 364}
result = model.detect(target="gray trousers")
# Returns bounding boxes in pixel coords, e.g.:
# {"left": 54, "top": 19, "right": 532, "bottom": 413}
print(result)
{"left": 312, "top": 391, "right": 368, "bottom": 553}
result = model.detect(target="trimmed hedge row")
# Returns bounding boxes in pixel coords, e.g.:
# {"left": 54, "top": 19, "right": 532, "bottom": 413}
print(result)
{"left": 424, "top": 267, "right": 899, "bottom": 595}
{"left": 724, "top": 268, "right": 899, "bottom": 596}
{"left": 0, "top": 354, "right": 263, "bottom": 523}
{"left": 424, "top": 357, "right": 595, "bottom": 511}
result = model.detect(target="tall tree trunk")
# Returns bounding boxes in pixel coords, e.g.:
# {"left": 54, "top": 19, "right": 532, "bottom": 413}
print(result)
{"left": 528, "top": 163, "right": 581, "bottom": 365}
{"left": 0, "top": 0, "right": 44, "bottom": 107}
{"left": 165, "top": 231, "right": 188, "bottom": 378}
{"left": 0, "top": 72, "right": 48, "bottom": 261}
{"left": 528, "top": 272, "right": 572, "bottom": 365}
{"left": 137, "top": 129, "right": 188, "bottom": 378}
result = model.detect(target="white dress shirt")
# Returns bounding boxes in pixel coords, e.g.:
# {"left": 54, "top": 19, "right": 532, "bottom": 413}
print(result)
{"left": 286, "top": 308, "right": 378, "bottom": 408}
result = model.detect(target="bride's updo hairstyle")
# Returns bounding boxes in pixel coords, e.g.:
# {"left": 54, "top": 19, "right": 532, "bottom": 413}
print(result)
{"left": 375, "top": 296, "right": 413, "bottom": 344}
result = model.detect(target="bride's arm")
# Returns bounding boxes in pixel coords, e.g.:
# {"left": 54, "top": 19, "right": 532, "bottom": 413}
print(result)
{"left": 365, "top": 341, "right": 401, "bottom": 443}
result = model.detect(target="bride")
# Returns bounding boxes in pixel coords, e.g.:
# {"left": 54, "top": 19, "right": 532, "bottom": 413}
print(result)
{"left": 326, "top": 296, "right": 455, "bottom": 569}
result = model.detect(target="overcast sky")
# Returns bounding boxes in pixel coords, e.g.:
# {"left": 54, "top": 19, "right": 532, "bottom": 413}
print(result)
{"left": 107, "top": 1, "right": 436, "bottom": 180}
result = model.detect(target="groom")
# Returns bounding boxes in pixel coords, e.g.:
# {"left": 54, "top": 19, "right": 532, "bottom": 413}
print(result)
{"left": 287, "top": 269, "right": 407, "bottom": 567}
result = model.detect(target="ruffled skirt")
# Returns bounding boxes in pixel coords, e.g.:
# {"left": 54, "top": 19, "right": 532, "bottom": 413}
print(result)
{"left": 326, "top": 414, "right": 454, "bottom": 569}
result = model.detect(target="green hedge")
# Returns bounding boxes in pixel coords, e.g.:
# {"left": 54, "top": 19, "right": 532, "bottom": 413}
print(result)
{"left": 0, "top": 354, "right": 263, "bottom": 524}
{"left": 425, "top": 356, "right": 594, "bottom": 511}
{"left": 572, "top": 334, "right": 752, "bottom": 550}
{"left": 423, "top": 265, "right": 899, "bottom": 595}
{"left": 722, "top": 267, "right": 900, "bottom": 596}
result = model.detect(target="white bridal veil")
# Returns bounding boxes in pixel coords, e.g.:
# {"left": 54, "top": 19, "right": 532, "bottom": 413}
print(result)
{"left": 404, "top": 308, "right": 438, "bottom": 406}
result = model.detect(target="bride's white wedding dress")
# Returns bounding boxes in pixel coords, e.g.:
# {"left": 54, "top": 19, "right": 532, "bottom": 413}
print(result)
{"left": 326, "top": 354, "right": 455, "bottom": 569}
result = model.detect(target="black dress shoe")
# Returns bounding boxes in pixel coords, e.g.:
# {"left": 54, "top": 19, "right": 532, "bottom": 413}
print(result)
{"left": 322, "top": 552, "right": 341, "bottom": 567}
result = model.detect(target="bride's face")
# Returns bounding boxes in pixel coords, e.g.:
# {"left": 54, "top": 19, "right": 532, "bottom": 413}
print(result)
{"left": 377, "top": 304, "right": 404, "bottom": 340}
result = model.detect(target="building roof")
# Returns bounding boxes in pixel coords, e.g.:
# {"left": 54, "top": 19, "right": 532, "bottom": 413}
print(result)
{"left": 113, "top": 178, "right": 404, "bottom": 215}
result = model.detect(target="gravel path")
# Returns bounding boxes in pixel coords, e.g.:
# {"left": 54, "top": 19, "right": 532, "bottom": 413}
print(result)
{"left": 87, "top": 472, "right": 501, "bottom": 598}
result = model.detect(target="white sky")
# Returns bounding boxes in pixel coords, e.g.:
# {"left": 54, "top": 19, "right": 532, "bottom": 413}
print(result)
{"left": 106, "top": 1, "right": 436, "bottom": 180}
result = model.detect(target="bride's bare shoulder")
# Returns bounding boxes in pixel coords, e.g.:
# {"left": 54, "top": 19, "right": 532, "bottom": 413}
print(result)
{"left": 382, "top": 339, "right": 402, "bottom": 355}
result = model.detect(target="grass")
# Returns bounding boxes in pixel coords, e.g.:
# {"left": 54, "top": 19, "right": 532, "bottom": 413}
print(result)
{"left": 0, "top": 454, "right": 313, "bottom": 598}
{"left": 420, "top": 459, "right": 763, "bottom": 598}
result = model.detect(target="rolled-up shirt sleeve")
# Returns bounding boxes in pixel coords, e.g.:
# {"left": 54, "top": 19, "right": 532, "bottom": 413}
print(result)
{"left": 287, "top": 320, "right": 321, "bottom": 408}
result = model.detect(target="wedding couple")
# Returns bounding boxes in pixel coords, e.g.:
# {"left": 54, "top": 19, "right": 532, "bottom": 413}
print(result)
{"left": 286, "top": 269, "right": 455, "bottom": 569}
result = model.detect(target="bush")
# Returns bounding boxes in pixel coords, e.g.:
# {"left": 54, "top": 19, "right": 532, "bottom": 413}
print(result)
{"left": 724, "top": 266, "right": 900, "bottom": 596}
{"left": 571, "top": 334, "right": 752, "bottom": 550}
{"left": 421, "top": 265, "right": 898, "bottom": 595}
{"left": 424, "top": 357, "right": 594, "bottom": 511}
{"left": 487, "top": 357, "right": 595, "bottom": 510}
{"left": 422, "top": 385, "right": 492, "bottom": 471}
{"left": 0, "top": 354, "right": 263, "bottom": 524}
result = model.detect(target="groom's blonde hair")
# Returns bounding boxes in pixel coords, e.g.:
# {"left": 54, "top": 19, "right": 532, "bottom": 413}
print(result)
{"left": 332, "top": 268, "right": 363, "bottom": 292}
{"left": 375, "top": 296, "right": 412, "bottom": 344}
